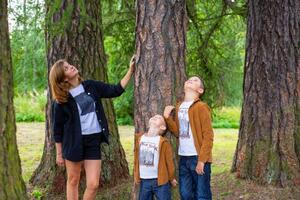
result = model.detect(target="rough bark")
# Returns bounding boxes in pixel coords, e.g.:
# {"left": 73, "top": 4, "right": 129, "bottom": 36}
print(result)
{"left": 0, "top": 0, "right": 28, "bottom": 199}
{"left": 232, "top": 0, "right": 300, "bottom": 186}
{"left": 133, "top": 0, "right": 188, "bottom": 198}
{"left": 30, "top": 0, "right": 129, "bottom": 195}
{"left": 134, "top": 0, "right": 187, "bottom": 131}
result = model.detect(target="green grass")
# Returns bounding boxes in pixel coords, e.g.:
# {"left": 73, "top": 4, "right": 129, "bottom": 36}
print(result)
{"left": 17, "top": 123, "right": 238, "bottom": 199}
{"left": 212, "top": 107, "right": 241, "bottom": 128}
{"left": 212, "top": 129, "right": 238, "bottom": 174}
{"left": 16, "top": 123, "right": 238, "bottom": 181}
{"left": 17, "top": 123, "right": 300, "bottom": 199}
{"left": 14, "top": 92, "right": 46, "bottom": 122}
{"left": 16, "top": 122, "right": 45, "bottom": 182}
{"left": 117, "top": 125, "right": 135, "bottom": 175}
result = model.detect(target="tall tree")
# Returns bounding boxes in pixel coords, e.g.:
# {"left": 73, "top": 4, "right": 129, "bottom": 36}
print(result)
{"left": 0, "top": 0, "right": 28, "bottom": 199}
{"left": 232, "top": 0, "right": 300, "bottom": 186}
{"left": 30, "top": 0, "right": 129, "bottom": 196}
{"left": 133, "top": 0, "right": 188, "bottom": 198}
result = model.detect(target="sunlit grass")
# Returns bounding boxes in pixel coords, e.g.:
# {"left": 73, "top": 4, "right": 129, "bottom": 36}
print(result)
{"left": 17, "top": 123, "right": 238, "bottom": 181}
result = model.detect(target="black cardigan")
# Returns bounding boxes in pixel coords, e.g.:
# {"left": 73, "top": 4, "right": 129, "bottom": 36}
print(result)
{"left": 51, "top": 80, "right": 125, "bottom": 162}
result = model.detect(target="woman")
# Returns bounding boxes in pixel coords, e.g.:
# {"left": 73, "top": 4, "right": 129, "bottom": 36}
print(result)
{"left": 50, "top": 56, "right": 135, "bottom": 200}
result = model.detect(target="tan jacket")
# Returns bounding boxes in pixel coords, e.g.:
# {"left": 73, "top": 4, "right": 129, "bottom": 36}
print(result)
{"left": 165, "top": 99, "right": 214, "bottom": 163}
{"left": 134, "top": 133, "right": 175, "bottom": 186}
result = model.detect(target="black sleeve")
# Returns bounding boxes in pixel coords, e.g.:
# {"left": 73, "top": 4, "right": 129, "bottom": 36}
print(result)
{"left": 51, "top": 101, "right": 65, "bottom": 143}
{"left": 91, "top": 80, "right": 125, "bottom": 98}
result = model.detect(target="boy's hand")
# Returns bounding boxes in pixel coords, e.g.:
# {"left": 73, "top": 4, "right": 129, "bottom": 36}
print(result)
{"left": 171, "top": 179, "right": 178, "bottom": 187}
{"left": 164, "top": 106, "right": 175, "bottom": 118}
{"left": 195, "top": 161, "right": 205, "bottom": 175}
{"left": 56, "top": 154, "right": 65, "bottom": 167}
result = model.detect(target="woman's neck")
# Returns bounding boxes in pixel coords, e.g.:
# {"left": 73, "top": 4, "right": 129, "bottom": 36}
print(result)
{"left": 68, "top": 77, "right": 80, "bottom": 89}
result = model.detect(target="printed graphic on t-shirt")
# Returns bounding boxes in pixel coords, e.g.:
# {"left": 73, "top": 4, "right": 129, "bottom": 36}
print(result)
{"left": 178, "top": 107, "right": 190, "bottom": 139}
{"left": 74, "top": 93, "right": 95, "bottom": 115}
{"left": 139, "top": 142, "right": 158, "bottom": 166}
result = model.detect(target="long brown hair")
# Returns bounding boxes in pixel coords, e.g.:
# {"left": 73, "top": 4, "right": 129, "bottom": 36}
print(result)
{"left": 49, "top": 59, "right": 82, "bottom": 103}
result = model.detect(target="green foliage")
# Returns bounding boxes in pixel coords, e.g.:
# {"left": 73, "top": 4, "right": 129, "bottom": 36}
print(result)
{"left": 31, "top": 189, "right": 43, "bottom": 200}
{"left": 212, "top": 107, "right": 241, "bottom": 128}
{"left": 102, "top": 0, "right": 245, "bottom": 124}
{"left": 9, "top": 0, "right": 246, "bottom": 126}
{"left": 9, "top": 0, "right": 47, "bottom": 93}
{"left": 14, "top": 91, "right": 46, "bottom": 122}
{"left": 186, "top": 0, "right": 246, "bottom": 107}
{"left": 102, "top": 0, "right": 135, "bottom": 125}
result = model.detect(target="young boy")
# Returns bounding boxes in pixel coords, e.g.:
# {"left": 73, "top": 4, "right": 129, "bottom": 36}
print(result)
{"left": 164, "top": 76, "right": 214, "bottom": 200}
{"left": 134, "top": 114, "right": 177, "bottom": 200}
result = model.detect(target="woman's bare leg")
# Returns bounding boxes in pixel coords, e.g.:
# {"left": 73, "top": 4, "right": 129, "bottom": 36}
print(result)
{"left": 65, "top": 160, "right": 82, "bottom": 200}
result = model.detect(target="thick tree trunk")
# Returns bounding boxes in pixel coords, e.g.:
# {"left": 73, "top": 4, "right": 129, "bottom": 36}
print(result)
{"left": 30, "top": 0, "right": 129, "bottom": 195}
{"left": 0, "top": 0, "right": 28, "bottom": 199}
{"left": 232, "top": 0, "right": 300, "bottom": 186}
{"left": 134, "top": 0, "right": 187, "bottom": 131}
{"left": 133, "top": 0, "right": 188, "bottom": 198}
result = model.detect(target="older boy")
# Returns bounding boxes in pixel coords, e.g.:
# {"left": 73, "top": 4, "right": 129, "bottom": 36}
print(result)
{"left": 164, "top": 76, "right": 214, "bottom": 200}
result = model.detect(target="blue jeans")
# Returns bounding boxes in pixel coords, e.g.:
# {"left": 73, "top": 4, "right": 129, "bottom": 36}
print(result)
{"left": 179, "top": 156, "right": 212, "bottom": 200}
{"left": 139, "top": 178, "right": 171, "bottom": 200}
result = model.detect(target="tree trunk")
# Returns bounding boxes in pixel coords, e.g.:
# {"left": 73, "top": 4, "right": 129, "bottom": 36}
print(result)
{"left": 232, "top": 0, "right": 300, "bottom": 186}
{"left": 0, "top": 0, "right": 28, "bottom": 199}
{"left": 133, "top": 0, "right": 188, "bottom": 198}
{"left": 134, "top": 0, "right": 187, "bottom": 131}
{"left": 30, "top": 0, "right": 129, "bottom": 196}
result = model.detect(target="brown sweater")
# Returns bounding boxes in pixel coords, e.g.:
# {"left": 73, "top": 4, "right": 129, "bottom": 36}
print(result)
{"left": 165, "top": 99, "right": 214, "bottom": 163}
{"left": 134, "top": 133, "right": 175, "bottom": 186}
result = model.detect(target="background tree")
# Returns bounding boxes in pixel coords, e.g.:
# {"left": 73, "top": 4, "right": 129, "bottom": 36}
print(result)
{"left": 0, "top": 0, "right": 28, "bottom": 199}
{"left": 29, "top": 0, "right": 129, "bottom": 196}
{"left": 232, "top": 0, "right": 300, "bottom": 186}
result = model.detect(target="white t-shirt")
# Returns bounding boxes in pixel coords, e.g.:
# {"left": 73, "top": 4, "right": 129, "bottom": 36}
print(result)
{"left": 178, "top": 101, "right": 198, "bottom": 156}
{"left": 139, "top": 135, "right": 160, "bottom": 179}
{"left": 69, "top": 84, "right": 101, "bottom": 135}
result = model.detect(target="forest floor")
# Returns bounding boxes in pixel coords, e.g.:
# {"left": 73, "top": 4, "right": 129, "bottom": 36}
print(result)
{"left": 17, "top": 123, "right": 300, "bottom": 200}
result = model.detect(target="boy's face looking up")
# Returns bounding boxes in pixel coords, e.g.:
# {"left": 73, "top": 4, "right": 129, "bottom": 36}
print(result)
{"left": 148, "top": 115, "right": 166, "bottom": 135}
{"left": 184, "top": 76, "right": 204, "bottom": 97}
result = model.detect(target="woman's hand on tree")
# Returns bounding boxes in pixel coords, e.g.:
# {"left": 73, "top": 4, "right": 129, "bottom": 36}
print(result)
{"left": 129, "top": 55, "right": 136, "bottom": 74}
{"left": 120, "top": 55, "right": 136, "bottom": 88}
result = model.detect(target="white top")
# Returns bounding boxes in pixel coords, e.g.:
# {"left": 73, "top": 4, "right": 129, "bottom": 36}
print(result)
{"left": 139, "top": 135, "right": 160, "bottom": 179}
{"left": 178, "top": 101, "right": 198, "bottom": 156}
{"left": 69, "top": 84, "right": 101, "bottom": 135}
